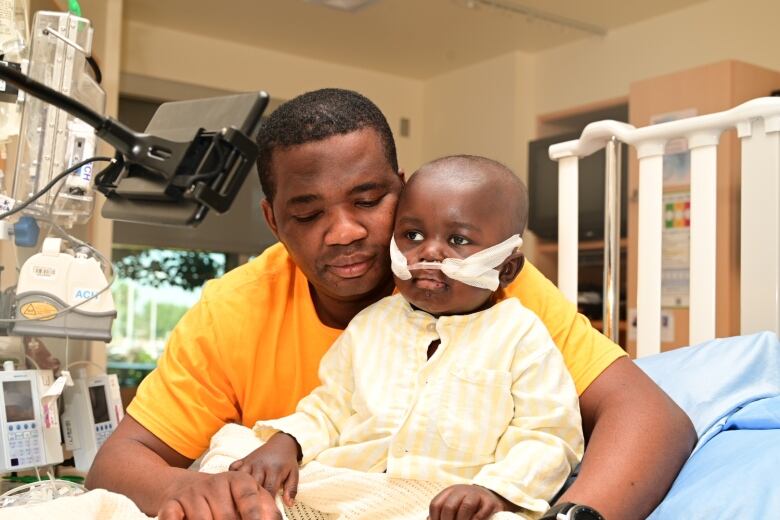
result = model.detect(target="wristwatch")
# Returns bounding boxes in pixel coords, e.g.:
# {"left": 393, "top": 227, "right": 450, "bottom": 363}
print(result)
{"left": 540, "top": 502, "right": 605, "bottom": 520}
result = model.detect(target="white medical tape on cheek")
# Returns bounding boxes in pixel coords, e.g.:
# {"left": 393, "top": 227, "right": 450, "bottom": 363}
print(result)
{"left": 390, "top": 235, "right": 413, "bottom": 280}
{"left": 389, "top": 234, "right": 523, "bottom": 291}
{"left": 390, "top": 235, "right": 453, "bottom": 280}
{"left": 440, "top": 234, "right": 523, "bottom": 290}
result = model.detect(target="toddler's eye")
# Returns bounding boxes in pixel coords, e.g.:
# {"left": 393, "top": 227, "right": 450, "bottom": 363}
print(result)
{"left": 405, "top": 231, "right": 424, "bottom": 242}
{"left": 449, "top": 235, "right": 470, "bottom": 246}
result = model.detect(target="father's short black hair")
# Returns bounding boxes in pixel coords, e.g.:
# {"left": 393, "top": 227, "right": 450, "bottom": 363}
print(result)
{"left": 256, "top": 88, "right": 399, "bottom": 202}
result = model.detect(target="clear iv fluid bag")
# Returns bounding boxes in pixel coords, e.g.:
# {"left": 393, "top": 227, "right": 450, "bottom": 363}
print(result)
{"left": 0, "top": 0, "right": 28, "bottom": 144}
{"left": 12, "top": 11, "right": 105, "bottom": 227}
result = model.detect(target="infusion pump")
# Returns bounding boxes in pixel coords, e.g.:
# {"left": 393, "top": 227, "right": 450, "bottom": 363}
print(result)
{"left": 0, "top": 368, "right": 64, "bottom": 472}
{"left": 62, "top": 373, "right": 123, "bottom": 472}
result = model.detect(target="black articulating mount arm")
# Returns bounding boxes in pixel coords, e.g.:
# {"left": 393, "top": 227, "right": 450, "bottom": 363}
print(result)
{"left": 0, "top": 61, "right": 269, "bottom": 226}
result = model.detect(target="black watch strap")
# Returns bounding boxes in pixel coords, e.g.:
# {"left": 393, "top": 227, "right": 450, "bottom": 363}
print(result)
{"left": 540, "top": 502, "right": 606, "bottom": 520}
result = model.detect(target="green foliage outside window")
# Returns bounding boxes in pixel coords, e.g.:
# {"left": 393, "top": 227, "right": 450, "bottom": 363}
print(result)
{"left": 115, "top": 249, "right": 225, "bottom": 292}
{"left": 108, "top": 248, "right": 226, "bottom": 387}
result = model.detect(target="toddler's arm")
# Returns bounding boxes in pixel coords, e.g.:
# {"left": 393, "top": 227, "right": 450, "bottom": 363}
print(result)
{"left": 254, "top": 329, "right": 357, "bottom": 464}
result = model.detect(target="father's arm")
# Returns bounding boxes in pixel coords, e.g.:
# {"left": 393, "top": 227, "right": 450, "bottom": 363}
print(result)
{"left": 557, "top": 357, "right": 696, "bottom": 519}
{"left": 87, "top": 415, "right": 280, "bottom": 518}
{"left": 87, "top": 387, "right": 280, "bottom": 520}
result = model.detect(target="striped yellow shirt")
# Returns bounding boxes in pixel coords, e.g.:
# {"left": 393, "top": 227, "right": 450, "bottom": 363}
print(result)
{"left": 256, "top": 294, "right": 584, "bottom": 513}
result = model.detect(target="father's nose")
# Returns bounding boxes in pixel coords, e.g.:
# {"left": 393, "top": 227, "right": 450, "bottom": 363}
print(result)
{"left": 323, "top": 208, "right": 368, "bottom": 246}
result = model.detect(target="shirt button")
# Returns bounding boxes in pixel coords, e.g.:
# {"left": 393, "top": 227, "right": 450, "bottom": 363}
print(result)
{"left": 427, "top": 323, "right": 436, "bottom": 332}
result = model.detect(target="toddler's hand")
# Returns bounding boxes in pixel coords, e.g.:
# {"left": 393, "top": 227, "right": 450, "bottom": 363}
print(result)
{"left": 229, "top": 432, "right": 301, "bottom": 507}
{"left": 428, "top": 484, "right": 518, "bottom": 520}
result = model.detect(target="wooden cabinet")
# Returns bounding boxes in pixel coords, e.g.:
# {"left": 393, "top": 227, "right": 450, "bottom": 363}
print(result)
{"left": 626, "top": 60, "right": 780, "bottom": 356}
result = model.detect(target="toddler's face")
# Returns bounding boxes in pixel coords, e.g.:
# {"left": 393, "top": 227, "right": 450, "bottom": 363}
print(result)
{"left": 392, "top": 172, "right": 511, "bottom": 317}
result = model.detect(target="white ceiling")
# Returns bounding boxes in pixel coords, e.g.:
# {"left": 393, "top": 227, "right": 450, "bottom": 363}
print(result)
{"left": 124, "top": 0, "right": 710, "bottom": 79}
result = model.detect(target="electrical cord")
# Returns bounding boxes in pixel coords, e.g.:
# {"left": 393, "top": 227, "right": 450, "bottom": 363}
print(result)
{"left": 65, "top": 360, "right": 104, "bottom": 373}
{"left": 0, "top": 156, "right": 113, "bottom": 221}
{"left": 0, "top": 157, "right": 117, "bottom": 324}
{"left": 85, "top": 55, "right": 102, "bottom": 85}
{"left": 0, "top": 469, "right": 85, "bottom": 508}
{"left": 91, "top": 151, "right": 123, "bottom": 192}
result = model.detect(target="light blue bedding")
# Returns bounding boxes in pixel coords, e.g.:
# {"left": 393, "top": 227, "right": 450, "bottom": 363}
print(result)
{"left": 635, "top": 331, "right": 780, "bottom": 519}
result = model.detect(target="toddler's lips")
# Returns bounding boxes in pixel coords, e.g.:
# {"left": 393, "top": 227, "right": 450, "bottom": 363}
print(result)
{"left": 412, "top": 270, "right": 448, "bottom": 291}
{"left": 414, "top": 278, "right": 446, "bottom": 291}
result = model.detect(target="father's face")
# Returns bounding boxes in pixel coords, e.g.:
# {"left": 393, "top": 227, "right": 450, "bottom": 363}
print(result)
{"left": 262, "top": 128, "right": 403, "bottom": 302}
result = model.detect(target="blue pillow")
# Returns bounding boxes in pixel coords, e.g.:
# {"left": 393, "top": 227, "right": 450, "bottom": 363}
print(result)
{"left": 635, "top": 332, "right": 780, "bottom": 519}
{"left": 648, "top": 395, "right": 780, "bottom": 519}
{"left": 636, "top": 331, "right": 780, "bottom": 448}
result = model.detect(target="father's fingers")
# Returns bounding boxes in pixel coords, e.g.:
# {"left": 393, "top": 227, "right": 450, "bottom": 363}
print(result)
{"left": 180, "top": 494, "right": 212, "bottom": 520}
{"left": 204, "top": 475, "right": 243, "bottom": 520}
{"left": 229, "top": 474, "right": 267, "bottom": 520}
{"left": 429, "top": 487, "right": 454, "bottom": 520}
{"left": 454, "top": 493, "right": 480, "bottom": 520}
{"left": 255, "top": 484, "right": 284, "bottom": 520}
{"left": 439, "top": 490, "right": 466, "bottom": 520}
{"left": 157, "top": 499, "right": 185, "bottom": 520}
{"left": 473, "top": 500, "right": 499, "bottom": 520}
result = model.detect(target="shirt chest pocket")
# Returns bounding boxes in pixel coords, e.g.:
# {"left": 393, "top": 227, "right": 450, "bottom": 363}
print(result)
{"left": 435, "top": 367, "right": 514, "bottom": 456}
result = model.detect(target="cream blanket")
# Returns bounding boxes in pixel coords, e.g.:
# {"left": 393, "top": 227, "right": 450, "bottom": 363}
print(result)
{"left": 0, "top": 488, "right": 150, "bottom": 519}
{"left": 0, "top": 424, "right": 530, "bottom": 519}
{"left": 201, "top": 424, "right": 529, "bottom": 520}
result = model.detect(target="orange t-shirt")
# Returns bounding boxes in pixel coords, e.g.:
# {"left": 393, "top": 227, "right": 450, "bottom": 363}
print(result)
{"left": 127, "top": 243, "right": 625, "bottom": 459}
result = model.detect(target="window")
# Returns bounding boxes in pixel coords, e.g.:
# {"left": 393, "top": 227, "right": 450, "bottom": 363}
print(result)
{"left": 107, "top": 247, "right": 228, "bottom": 388}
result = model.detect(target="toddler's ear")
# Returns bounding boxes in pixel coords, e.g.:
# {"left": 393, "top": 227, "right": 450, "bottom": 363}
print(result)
{"left": 498, "top": 252, "right": 524, "bottom": 288}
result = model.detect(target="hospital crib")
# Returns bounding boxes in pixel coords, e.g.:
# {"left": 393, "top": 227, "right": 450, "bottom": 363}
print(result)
{"left": 548, "top": 97, "right": 780, "bottom": 356}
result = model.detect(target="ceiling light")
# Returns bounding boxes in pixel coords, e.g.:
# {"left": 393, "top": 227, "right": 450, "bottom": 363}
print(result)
{"left": 456, "top": 0, "right": 607, "bottom": 37}
{"left": 306, "top": 0, "right": 380, "bottom": 12}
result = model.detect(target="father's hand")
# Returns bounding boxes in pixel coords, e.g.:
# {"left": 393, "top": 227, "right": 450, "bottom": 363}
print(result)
{"left": 157, "top": 471, "right": 281, "bottom": 520}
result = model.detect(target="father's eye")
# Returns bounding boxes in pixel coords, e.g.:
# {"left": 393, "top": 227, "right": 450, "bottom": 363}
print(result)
{"left": 405, "top": 231, "right": 424, "bottom": 242}
{"left": 449, "top": 235, "right": 470, "bottom": 246}
{"left": 355, "top": 197, "right": 381, "bottom": 208}
{"left": 293, "top": 212, "right": 322, "bottom": 223}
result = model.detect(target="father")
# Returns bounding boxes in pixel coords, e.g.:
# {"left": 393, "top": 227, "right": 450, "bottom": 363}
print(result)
{"left": 86, "top": 89, "right": 695, "bottom": 519}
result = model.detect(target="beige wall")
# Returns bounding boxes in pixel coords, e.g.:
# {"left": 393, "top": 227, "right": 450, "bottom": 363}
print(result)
{"left": 121, "top": 0, "right": 780, "bottom": 174}
{"left": 122, "top": 21, "right": 425, "bottom": 173}
{"left": 418, "top": 0, "right": 780, "bottom": 262}
{"left": 117, "top": 0, "right": 780, "bottom": 264}
{"left": 420, "top": 51, "right": 546, "bottom": 263}
{"left": 421, "top": 52, "right": 524, "bottom": 172}
{"left": 423, "top": 0, "right": 780, "bottom": 176}
{"left": 534, "top": 0, "right": 780, "bottom": 115}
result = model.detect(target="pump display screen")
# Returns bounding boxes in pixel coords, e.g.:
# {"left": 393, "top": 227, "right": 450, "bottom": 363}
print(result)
{"left": 3, "top": 381, "right": 35, "bottom": 422}
{"left": 89, "top": 384, "right": 110, "bottom": 424}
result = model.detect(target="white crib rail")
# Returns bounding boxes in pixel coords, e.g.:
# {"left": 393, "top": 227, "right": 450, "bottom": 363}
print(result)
{"left": 549, "top": 97, "right": 780, "bottom": 356}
